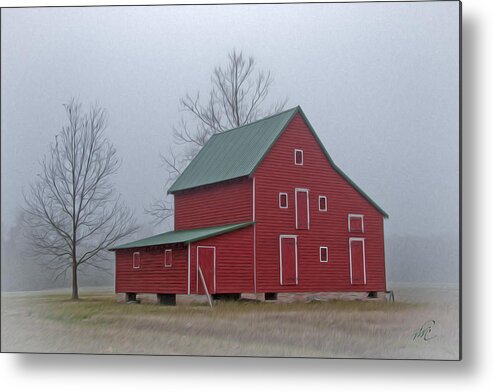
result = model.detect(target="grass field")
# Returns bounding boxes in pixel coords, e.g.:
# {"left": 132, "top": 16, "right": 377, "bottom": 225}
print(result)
{"left": 1, "top": 284, "right": 459, "bottom": 359}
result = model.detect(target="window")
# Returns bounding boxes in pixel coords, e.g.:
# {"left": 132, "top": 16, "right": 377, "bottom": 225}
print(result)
{"left": 319, "top": 196, "right": 327, "bottom": 211}
{"left": 348, "top": 214, "right": 364, "bottom": 233}
{"left": 279, "top": 192, "right": 288, "bottom": 208}
{"left": 164, "top": 249, "right": 172, "bottom": 268}
{"left": 294, "top": 149, "right": 303, "bottom": 165}
{"left": 133, "top": 252, "right": 141, "bottom": 269}
{"left": 320, "top": 246, "right": 329, "bottom": 263}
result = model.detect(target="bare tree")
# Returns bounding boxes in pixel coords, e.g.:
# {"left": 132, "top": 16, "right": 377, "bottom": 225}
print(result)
{"left": 148, "top": 50, "right": 287, "bottom": 223}
{"left": 23, "top": 99, "right": 139, "bottom": 300}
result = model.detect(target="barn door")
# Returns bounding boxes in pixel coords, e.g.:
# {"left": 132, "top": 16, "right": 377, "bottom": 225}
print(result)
{"left": 280, "top": 236, "right": 298, "bottom": 285}
{"left": 197, "top": 246, "right": 216, "bottom": 294}
{"left": 349, "top": 238, "right": 366, "bottom": 285}
{"left": 295, "top": 189, "right": 309, "bottom": 229}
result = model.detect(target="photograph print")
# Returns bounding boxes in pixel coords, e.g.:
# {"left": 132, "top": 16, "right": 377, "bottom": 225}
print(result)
{"left": 1, "top": 0, "right": 460, "bottom": 360}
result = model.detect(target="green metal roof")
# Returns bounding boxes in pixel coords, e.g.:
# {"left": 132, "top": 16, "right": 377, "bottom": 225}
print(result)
{"left": 168, "top": 107, "right": 299, "bottom": 194}
{"left": 109, "top": 222, "right": 254, "bottom": 251}
{"left": 168, "top": 106, "right": 388, "bottom": 218}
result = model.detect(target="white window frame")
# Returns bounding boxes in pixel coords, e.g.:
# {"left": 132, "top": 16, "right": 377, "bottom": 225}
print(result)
{"left": 348, "top": 214, "right": 364, "bottom": 233}
{"left": 294, "top": 149, "right": 304, "bottom": 165}
{"left": 164, "top": 249, "right": 172, "bottom": 268}
{"left": 349, "top": 237, "right": 367, "bottom": 285}
{"left": 320, "top": 246, "right": 329, "bottom": 263}
{"left": 295, "top": 188, "right": 310, "bottom": 229}
{"left": 279, "top": 192, "right": 288, "bottom": 209}
{"left": 196, "top": 246, "right": 216, "bottom": 293}
{"left": 279, "top": 235, "right": 298, "bottom": 285}
{"left": 319, "top": 195, "right": 327, "bottom": 212}
{"left": 132, "top": 252, "right": 141, "bottom": 269}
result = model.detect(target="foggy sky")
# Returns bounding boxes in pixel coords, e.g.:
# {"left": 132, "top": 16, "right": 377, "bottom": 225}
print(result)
{"left": 1, "top": 2, "right": 459, "bottom": 245}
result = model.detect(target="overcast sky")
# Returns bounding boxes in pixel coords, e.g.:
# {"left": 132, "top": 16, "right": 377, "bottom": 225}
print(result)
{"left": 1, "top": 2, "right": 459, "bottom": 242}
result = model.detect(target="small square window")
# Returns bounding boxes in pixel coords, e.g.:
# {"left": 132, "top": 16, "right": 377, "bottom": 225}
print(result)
{"left": 279, "top": 192, "right": 288, "bottom": 208}
{"left": 133, "top": 252, "right": 141, "bottom": 269}
{"left": 348, "top": 215, "right": 364, "bottom": 233}
{"left": 320, "top": 247, "right": 329, "bottom": 263}
{"left": 294, "top": 149, "right": 303, "bottom": 165}
{"left": 164, "top": 249, "right": 172, "bottom": 268}
{"left": 319, "top": 196, "right": 327, "bottom": 211}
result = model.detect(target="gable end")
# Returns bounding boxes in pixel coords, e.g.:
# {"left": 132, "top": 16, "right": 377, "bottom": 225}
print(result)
{"left": 250, "top": 108, "right": 389, "bottom": 218}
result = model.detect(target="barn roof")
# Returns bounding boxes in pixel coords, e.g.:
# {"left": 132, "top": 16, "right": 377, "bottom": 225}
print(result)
{"left": 168, "top": 107, "right": 299, "bottom": 194}
{"left": 168, "top": 106, "right": 388, "bottom": 218}
{"left": 109, "top": 221, "right": 253, "bottom": 250}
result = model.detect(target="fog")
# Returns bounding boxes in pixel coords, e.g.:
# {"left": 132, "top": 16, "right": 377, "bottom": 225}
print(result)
{"left": 1, "top": 2, "right": 459, "bottom": 290}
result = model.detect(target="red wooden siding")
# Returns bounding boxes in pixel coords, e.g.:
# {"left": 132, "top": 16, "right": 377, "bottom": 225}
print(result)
{"left": 115, "top": 246, "right": 188, "bottom": 294}
{"left": 254, "top": 113, "right": 386, "bottom": 293}
{"left": 189, "top": 225, "right": 254, "bottom": 294}
{"left": 174, "top": 177, "right": 253, "bottom": 230}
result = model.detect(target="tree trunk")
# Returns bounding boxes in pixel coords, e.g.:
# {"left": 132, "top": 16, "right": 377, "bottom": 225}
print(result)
{"left": 71, "top": 249, "right": 79, "bottom": 300}
{"left": 71, "top": 185, "right": 78, "bottom": 300}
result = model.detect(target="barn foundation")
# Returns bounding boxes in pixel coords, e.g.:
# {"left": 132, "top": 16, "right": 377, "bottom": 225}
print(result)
{"left": 157, "top": 293, "right": 176, "bottom": 306}
{"left": 265, "top": 292, "right": 278, "bottom": 301}
{"left": 212, "top": 293, "right": 241, "bottom": 301}
{"left": 125, "top": 293, "right": 137, "bottom": 303}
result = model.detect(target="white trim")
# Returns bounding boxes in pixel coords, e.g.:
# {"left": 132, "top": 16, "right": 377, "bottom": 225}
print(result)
{"left": 294, "top": 148, "right": 304, "bottom": 165}
{"left": 278, "top": 192, "right": 288, "bottom": 208}
{"left": 279, "top": 235, "right": 298, "bottom": 285}
{"left": 253, "top": 224, "right": 257, "bottom": 294}
{"left": 164, "top": 249, "right": 172, "bottom": 268}
{"left": 132, "top": 252, "right": 141, "bottom": 269}
{"left": 320, "top": 246, "right": 329, "bottom": 263}
{"left": 253, "top": 177, "right": 256, "bottom": 221}
{"left": 114, "top": 250, "right": 117, "bottom": 292}
{"left": 253, "top": 177, "right": 257, "bottom": 294}
{"left": 196, "top": 246, "right": 216, "bottom": 293}
{"left": 295, "top": 188, "right": 310, "bottom": 229}
{"left": 187, "top": 243, "right": 191, "bottom": 295}
{"left": 318, "top": 195, "right": 327, "bottom": 212}
{"left": 349, "top": 237, "right": 367, "bottom": 285}
{"left": 348, "top": 214, "right": 365, "bottom": 233}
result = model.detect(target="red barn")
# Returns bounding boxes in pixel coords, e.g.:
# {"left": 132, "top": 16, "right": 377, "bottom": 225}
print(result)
{"left": 111, "top": 106, "right": 388, "bottom": 304}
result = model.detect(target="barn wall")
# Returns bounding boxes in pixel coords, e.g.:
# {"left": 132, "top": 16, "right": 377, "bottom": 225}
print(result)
{"left": 174, "top": 177, "right": 253, "bottom": 230}
{"left": 115, "top": 245, "right": 188, "bottom": 294}
{"left": 189, "top": 225, "right": 254, "bottom": 294}
{"left": 254, "top": 113, "right": 387, "bottom": 293}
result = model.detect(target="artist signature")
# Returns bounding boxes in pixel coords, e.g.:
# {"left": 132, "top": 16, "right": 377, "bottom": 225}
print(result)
{"left": 412, "top": 320, "right": 437, "bottom": 342}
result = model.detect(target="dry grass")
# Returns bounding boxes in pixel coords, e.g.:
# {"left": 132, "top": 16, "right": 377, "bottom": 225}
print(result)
{"left": 0, "top": 285, "right": 459, "bottom": 359}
